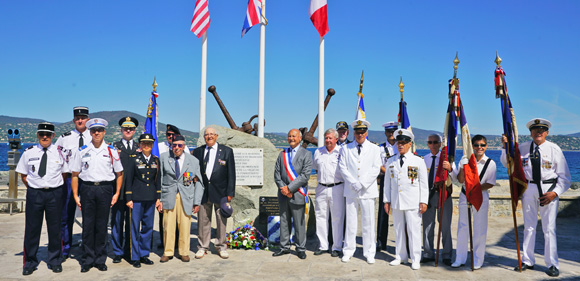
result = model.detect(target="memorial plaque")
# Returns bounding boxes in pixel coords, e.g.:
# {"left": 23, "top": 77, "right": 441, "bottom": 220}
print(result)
{"left": 259, "top": 196, "right": 279, "bottom": 223}
{"left": 233, "top": 148, "right": 264, "bottom": 186}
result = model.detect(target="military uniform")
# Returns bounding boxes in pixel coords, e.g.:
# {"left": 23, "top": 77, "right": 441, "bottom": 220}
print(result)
{"left": 377, "top": 121, "right": 398, "bottom": 251}
{"left": 16, "top": 123, "right": 68, "bottom": 275}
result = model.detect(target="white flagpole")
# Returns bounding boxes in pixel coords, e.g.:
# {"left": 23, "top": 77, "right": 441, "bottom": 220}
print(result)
{"left": 199, "top": 32, "right": 208, "bottom": 132}
{"left": 318, "top": 36, "right": 325, "bottom": 147}
{"left": 257, "top": 0, "right": 266, "bottom": 138}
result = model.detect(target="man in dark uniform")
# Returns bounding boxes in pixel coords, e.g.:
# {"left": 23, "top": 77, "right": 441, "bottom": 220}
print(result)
{"left": 336, "top": 121, "right": 352, "bottom": 146}
{"left": 125, "top": 133, "right": 160, "bottom": 268}
{"left": 16, "top": 123, "right": 68, "bottom": 275}
{"left": 111, "top": 116, "right": 139, "bottom": 263}
{"left": 377, "top": 121, "right": 398, "bottom": 251}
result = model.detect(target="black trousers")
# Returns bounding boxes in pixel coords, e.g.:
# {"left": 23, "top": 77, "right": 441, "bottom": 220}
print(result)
{"left": 24, "top": 186, "right": 63, "bottom": 269}
{"left": 80, "top": 183, "right": 113, "bottom": 266}
{"left": 377, "top": 178, "right": 389, "bottom": 248}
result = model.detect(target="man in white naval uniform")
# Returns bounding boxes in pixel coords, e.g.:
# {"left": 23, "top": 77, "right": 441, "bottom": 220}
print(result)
{"left": 313, "top": 128, "right": 345, "bottom": 257}
{"left": 501, "top": 118, "right": 571, "bottom": 277}
{"left": 451, "top": 134, "right": 496, "bottom": 270}
{"left": 338, "top": 119, "right": 381, "bottom": 264}
{"left": 384, "top": 129, "right": 428, "bottom": 270}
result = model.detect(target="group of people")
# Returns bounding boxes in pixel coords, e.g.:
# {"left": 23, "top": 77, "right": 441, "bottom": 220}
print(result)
{"left": 18, "top": 106, "right": 236, "bottom": 275}
{"left": 272, "top": 117, "right": 570, "bottom": 278}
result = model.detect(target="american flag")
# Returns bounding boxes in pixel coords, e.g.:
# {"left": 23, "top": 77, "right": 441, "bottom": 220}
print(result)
{"left": 190, "top": 0, "right": 210, "bottom": 38}
{"left": 241, "top": 0, "right": 263, "bottom": 38}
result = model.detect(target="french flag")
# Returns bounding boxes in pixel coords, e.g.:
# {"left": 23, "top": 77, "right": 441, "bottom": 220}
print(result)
{"left": 458, "top": 97, "right": 483, "bottom": 211}
{"left": 241, "top": 0, "right": 263, "bottom": 38}
{"left": 309, "top": 0, "right": 328, "bottom": 37}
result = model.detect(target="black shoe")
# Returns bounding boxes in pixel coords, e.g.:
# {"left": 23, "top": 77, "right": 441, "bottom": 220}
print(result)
{"left": 140, "top": 257, "right": 154, "bottom": 265}
{"left": 421, "top": 257, "right": 435, "bottom": 264}
{"left": 443, "top": 259, "right": 452, "bottom": 266}
{"left": 95, "top": 264, "right": 107, "bottom": 271}
{"left": 22, "top": 267, "right": 36, "bottom": 276}
{"left": 514, "top": 263, "right": 534, "bottom": 271}
{"left": 133, "top": 261, "right": 141, "bottom": 268}
{"left": 113, "top": 255, "right": 123, "bottom": 263}
{"left": 48, "top": 264, "right": 63, "bottom": 273}
{"left": 297, "top": 251, "right": 307, "bottom": 259}
{"left": 272, "top": 249, "right": 290, "bottom": 257}
{"left": 313, "top": 249, "right": 327, "bottom": 256}
{"left": 157, "top": 243, "right": 164, "bottom": 249}
{"left": 80, "top": 265, "right": 91, "bottom": 273}
{"left": 546, "top": 266, "right": 559, "bottom": 277}
{"left": 61, "top": 254, "right": 69, "bottom": 261}
{"left": 331, "top": 250, "right": 341, "bottom": 257}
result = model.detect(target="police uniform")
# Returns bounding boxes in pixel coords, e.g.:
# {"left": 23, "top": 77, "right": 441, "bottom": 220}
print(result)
{"left": 313, "top": 144, "right": 344, "bottom": 254}
{"left": 338, "top": 120, "right": 382, "bottom": 264}
{"left": 377, "top": 121, "right": 398, "bottom": 251}
{"left": 383, "top": 129, "right": 428, "bottom": 269}
{"left": 70, "top": 118, "right": 123, "bottom": 270}
{"left": 54, "top": 106, "right": 91, "bottom": 258}
{"left": 16, "top": 123, "right": 68, "bottom": 275}
{"left": 500, "top": 118, "right": 571, "bottom": 276}
{"left": 125, "top": 134, "right": 160, "bottom": 267}
{"left": 110, "top": 117, "right": 139, "bottom": 262}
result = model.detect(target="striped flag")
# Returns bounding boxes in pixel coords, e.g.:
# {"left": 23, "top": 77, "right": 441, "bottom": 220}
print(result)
{"left": 458, "top": 94, "right": 483, "bottom": 211}
{"left": 398, "top": 96, "right": 416, "bottom": 153}
{"left": 241, "top": 0, "right": 263, "bottom": 38}
{"left": 355, "top": 92, "right": 365, "bottom": 121}
{"left": 309, "top": 0, "right": 328, "bottom": 37}
{"left": 145, "top": 90, "right": 160, "bottom": 157}
{"left": 434, "top": 79, "right": 459, "bottom": 187}
{"left": 190, "top": 0, "right": 210, "bottom": 38}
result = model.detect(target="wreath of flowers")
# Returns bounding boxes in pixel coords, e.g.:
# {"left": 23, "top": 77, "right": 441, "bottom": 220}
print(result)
{"left": 226, "top": 221, "right": 267, "bottom": 250}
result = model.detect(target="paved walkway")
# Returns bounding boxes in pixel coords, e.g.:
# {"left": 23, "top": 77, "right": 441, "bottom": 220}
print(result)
{"left": 1, "top": 211, "right": 579, "bottom": 280}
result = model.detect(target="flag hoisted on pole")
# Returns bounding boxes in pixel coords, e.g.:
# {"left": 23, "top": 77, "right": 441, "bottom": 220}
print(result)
{"left": 397, "top": 77, "right": 415, "bottom": 153}
{"left": 354, "top": 71, "right": 366, "bottom": 121}
{"left": 145, "top": 77, "right": 160, "bottom": 157}
{"left": 190, "top": 0, "right": 211, "bottom": 133}
{"left": 494, "top": 51, "right": 526, "bottom": 272}
{"left": 309, "top": 0, "right": 328, "bottom": 147}
{"left": 241, "top": 0, "right": 264, "bottom": 38}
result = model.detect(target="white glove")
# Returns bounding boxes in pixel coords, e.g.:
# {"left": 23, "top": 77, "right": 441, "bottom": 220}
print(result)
{"left": 352, "top": 182, "right": 363, "bottom": 192}
{"left": 459, "top": 157, "right": 469, "bottom": 166}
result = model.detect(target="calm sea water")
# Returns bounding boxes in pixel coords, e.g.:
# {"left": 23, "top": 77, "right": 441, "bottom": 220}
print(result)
{"left": 3, "top": 143, "right": 579, "bottom": 182}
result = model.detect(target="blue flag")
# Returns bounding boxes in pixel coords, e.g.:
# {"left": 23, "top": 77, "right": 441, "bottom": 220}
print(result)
{"left": 145, "top": 90, "right": 160, "bottom": 157}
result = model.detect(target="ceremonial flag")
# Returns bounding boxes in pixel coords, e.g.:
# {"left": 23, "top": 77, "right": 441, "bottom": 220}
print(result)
{"left": 434, "top": 80, "right": 459, "bottom": 189}
{"left": 241, "top": 0, "right": 263, "bottom": 38}
{"left": 145, "top": 89, "right": 160, "bottom": 157}
{"left": 355, "top": 92, "right": 365, "bottom": 121}
{"left": 398, "top": 94, "right": 416, "bottom": 153}
{"left": 309, "top": 0, "right": 328, "bottom": 37}
{"left": 190, "top": 0, "right": 210, "bottom": 38}
{"left": 458, "top": 96, "right": 483, "bottom": 211}
{"left": 495, "top": 66, "right": 527, "bottom": 206}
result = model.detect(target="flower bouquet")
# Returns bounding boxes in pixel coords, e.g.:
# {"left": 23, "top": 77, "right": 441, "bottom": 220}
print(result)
{"left": 226, "top": 222, "right": 267, "bottom": 250}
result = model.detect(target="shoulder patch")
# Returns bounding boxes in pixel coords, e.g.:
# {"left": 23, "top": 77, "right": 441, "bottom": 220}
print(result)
{"left": 78, "top": 145, "right": 88, "bottom": 151}
{"left": 61, "top": 132, "right": 72, "bottom": 137}
{"left": 25, "top": 145, "right": 35, "bottom": 151}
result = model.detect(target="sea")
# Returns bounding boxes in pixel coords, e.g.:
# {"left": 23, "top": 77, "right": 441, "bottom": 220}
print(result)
{"left": 3, "top": 143, "right": 579, "bottom": 182}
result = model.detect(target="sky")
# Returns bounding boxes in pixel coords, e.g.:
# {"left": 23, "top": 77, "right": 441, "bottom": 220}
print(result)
{"left": 2, "top": 1, "right": 580, "bottom": 136}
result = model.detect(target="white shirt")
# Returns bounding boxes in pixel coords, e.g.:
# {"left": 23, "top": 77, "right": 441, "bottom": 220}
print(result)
{"left": 338, "top": 139, "right": 382, "bottom": 199}
{"left": 71, "top": 142, "right": 124, "bottom": 182}
{"left": 459, "top": 154, "right": 496, "bottom": 193}
{"left": 380, "top": 141, "right": 398, "bottom": 167}
{"left": 16, "top": 144, "right": 69, "bottom": 188}
{"left": 174, "top": 152, "right": 185, "bottom": 177}
{"left": 122, "top": 139, "right": 134, "bottom": 150}
{"left": 204, "top": 143, "right": 218, "bottom": 179}
{"left": 424, "top": 151, "right": 440, "bottom": 187}
{"left": 313, "top": 145, "right": 344, "bottom": 184}
{"left": 55, "top": 128, "right": 92, "bottom": 164}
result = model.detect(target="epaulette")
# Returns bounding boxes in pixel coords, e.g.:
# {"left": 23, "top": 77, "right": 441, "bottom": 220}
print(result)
{"left": 25, "top": 145, "right": 35, "bottom": 151}
{"left": 108, "top": 144, "right": 116, "bottom": 150}
{"left": 61, "top": 132, "right": 72, "bottom": 137}
{"left": 370, "top": 141, "right": 380, "bottom": 146}
{"left": 78, "top": 145, "right": 88, "bottom": 151}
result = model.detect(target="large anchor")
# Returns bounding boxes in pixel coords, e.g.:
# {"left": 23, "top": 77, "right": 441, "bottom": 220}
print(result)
{"left": 299, "top": 88, "right": 336, "bottom": 148}
{"left": 208, "top": 85, "right": 263, "bottom": 135}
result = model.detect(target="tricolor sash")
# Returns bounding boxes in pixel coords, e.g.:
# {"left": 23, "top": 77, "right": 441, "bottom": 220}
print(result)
{"left": 282, "top": 148, "right": 308, "bottom": 203}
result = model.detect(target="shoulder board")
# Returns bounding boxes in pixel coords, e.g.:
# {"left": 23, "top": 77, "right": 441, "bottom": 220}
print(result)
{"left": 379, "top": 142, "right": 386, "bottom": 147}
{"left": 78, "top": 145, "right": 88, "bottom": 151}
{"left": 61, "top": 132, "right": 72, "bottom": 137}
{"left": 25, "top": 145, "right": 35, "bottom": 151}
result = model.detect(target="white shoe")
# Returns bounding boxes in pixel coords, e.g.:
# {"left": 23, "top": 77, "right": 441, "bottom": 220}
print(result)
{"left": 451, "top": 261, "right": 464, "bottom": 268}
{"left": 367, "top": 257, "right": 375, "bottom": 264}
{"left": 411, "top": 262, "right": 420, "bottom": 270}
{"left": 195, "top": 249, "right": 206, "bottom": 259}
{"left": 218, "top": 250, "right": 229, "bottom": 259}
{"left": 473, "top": 265, "right": 482, "bottom": 270}
{"left": 390, "top": 259, "right": 401, "bottom": 266}
{"left": 341, "top": 256, "right": 351, "bottom": 263}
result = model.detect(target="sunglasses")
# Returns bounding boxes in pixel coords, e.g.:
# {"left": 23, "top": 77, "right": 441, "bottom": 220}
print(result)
{"left": 397, "top": 140, "right": 410, "bottom": 145}
{"left": 473, "top": 144, "right": 487, "bottom": 148}
{"left": 166, "top": 132, "right": 175, "bottom": 136}
{"left": 427, "top": 141, "right": 440, "bottom": 144}
{"left": 38, "top": 132, "right": 52, "bottom": 138}
{"left": 90, "top": 128, "right": 105, "bottom": 133}
{"left": 172, "top": 143, "right": 185, "bottom": 148}
{"left": 122, "top": 127, "right": 136, "bottom": 131}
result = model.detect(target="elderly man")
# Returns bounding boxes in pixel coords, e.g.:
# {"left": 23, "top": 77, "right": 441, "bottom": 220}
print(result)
{"left": 17, "top": 123, "right": 68, "bottom": 275}
{"left": 313, "top": 128, "right": 345, "bottom": 257}
{"left": 71, "top": 118, "right": 123, "bottom": 273}
{"left": 193, "top": 127, "right": 236, "bottom": 259}
{"left": 452, "top": 135, "right": 496, "bottom": 270}
{"left": 384, "top": 129, "right": 428, "bottom": 270}
{"left": 338, "top": 120, "right": 381, "bottom": 264}
{"left": 421, "top": 134, "right": 453, "bottom": 265}
{"left": 336, "top": 121, "right": 352, "bottom": 146}
{"left": 501, "top": 118, "right": 570, "bottom": 277}
{"left": 159, "top": 135, "right": 204, "bottom": 263}
{"left": 273, "top": 129, "right": 312, "bottom": 259}
{"left": 377, "top": 121, "right": 399, "bottom": 252}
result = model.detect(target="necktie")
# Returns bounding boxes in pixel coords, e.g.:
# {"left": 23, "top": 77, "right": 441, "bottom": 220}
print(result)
{"left": 288, "top": 148, "right": 293, "bottom": 163}
{"left": 428, "top": 155, "right": 436, "bottom": 189}
{"left": 175, "top": 156, "right": 180, "bottom": 178}
{"left": 532, "top": 145, "right": 541, "bottom": 186}
{"left": 204, "top": 146, "right": 212, "bottom": 172}
{"left": 39, "top": 147, "right": 47, "bottom": 177}
{"left": 79, "top": 134, "right": 84, "bottom": 147}
{"left": 357, "top": 144, "right": 362, "bottom": 155}
{"left": 400, "top": 155, "right": 405, "bottom": 167}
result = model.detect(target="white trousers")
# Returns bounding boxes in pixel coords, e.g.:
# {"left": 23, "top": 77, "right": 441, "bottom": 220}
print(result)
{"left": 314, "top": 183, "right": 345, "bottom": 251}
{"left": 455, "top": 191, "right": 489, "bottom": 267}
{"left": 522, "top": 183, "right": 560, "bottom": 269}
{"left": 392, "top": 208, "right": 422, "bottom": 263}
{"left": 343, "top": 197, "right": 376, "bottom": 259}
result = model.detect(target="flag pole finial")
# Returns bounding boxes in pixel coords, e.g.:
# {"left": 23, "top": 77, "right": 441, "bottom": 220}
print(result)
{"left": 152, "top": 77, "right": 158, "bottom": 92}
{"left": 453, "top": 52, "right": 460, "bottom": 86}
{"left": 495, "top": 51, "right": 502, "bottom": 66}
{"left": 399, "top": 76, "right": 405, "bottom": 100}
{"left": 358, "top": 71, "right": 364, "bottom": 97}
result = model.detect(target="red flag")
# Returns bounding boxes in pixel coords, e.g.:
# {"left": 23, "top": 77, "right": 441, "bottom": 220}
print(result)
{"left": 309, "top": 0, "right": 328, "bottom": 37}
{"left": 458, "top": 99, "right": 482, "bottom": 211}
{"left": 190, "top": 0, "right": 210, "bottom": 38}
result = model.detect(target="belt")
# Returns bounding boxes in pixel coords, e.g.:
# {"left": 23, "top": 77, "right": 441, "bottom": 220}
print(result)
{"left": 83, "top": 181, "right": 114, "bottom": 186}
{"left": 319, "top": 182, "right": 343, "bottom": 187}
{"left": 528, "top": 178, "right": 558, "bottom": 196}
{"left": 527, "top": 178, "right": 557, "bottom": 185}
{"left": 29, "top": 186, "right": 60, "bottom": 190}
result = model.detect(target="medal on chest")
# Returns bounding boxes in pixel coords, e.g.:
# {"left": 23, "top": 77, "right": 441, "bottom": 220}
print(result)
{"left": 408, "top": 166, "right": 418, "bottom": 184}
{"left": 32, "top": 165, "right": 35, "bottom": 173}
{"left": 183, "top": 172, "right": 192, "bottom": 186}
{"left": 84, "top": 162, "right": 89, "bottom": 169}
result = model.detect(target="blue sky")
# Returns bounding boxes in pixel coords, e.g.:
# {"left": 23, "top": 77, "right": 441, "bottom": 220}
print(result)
{"left": 2, "top": 1, "right": 580, "bottom": 135}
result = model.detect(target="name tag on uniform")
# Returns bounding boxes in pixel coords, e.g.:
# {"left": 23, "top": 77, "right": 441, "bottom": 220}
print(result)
{"left": 138, "top": 164, "right": 146, "bottom": 169}
{"left": 29, "top": 157, "right": 40, "bottom": 161}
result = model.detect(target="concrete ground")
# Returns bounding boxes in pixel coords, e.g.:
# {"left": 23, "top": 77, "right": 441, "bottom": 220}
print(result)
{"left": 1, "top": 209, "right": 579, "bottom": 281}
